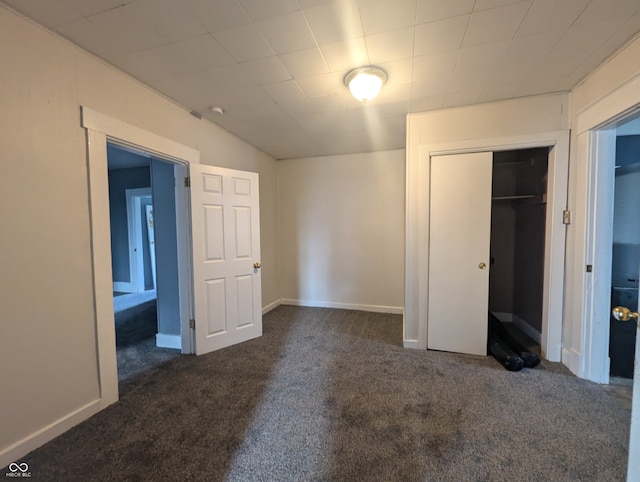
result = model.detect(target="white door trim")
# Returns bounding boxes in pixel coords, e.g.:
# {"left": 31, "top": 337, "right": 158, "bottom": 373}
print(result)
{"left": 82, "top": 106, "right": 199, "bottom": 407}
{"left": 575, "top": 75, "right": 640, "bottom": 135}
{"left": 404, "top": 130, "right": 569, "bottom": 362}
{"left": 574, "top": 129, "right": 616, "bottom": 383}
{"left": 125, "top": 188, "right": 152, "bottom": 292}
{"left": 573, "top": 92, "right": 640, "bottom": 383}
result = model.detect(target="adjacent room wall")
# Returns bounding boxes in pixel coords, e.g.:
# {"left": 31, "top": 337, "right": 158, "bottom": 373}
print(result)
{"left": 108, "top": 167, "right": 151, "bottom": 286}
{"left": 278, "top": 150, "right": 405, "bottom": 313}
{"left": 612, "top": 165, "right": 640, "bottom": 287}
{"left": 0, "top": 6, "right": 278, "bottom": 466}
{"left": 151, "top": 159, "right": 181, "bottom": 338}
{"left": 611, "top": 135, "right": 640, "bottom": 288}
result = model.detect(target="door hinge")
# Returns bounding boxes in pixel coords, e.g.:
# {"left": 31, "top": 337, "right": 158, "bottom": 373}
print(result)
{"left": 189, "top": 319, "right": 195, "bottom": 329}
{"left": 184, "top": 176, "right": 191, "bottom": 187}
{"left": 562, "top": 210, "right": 571, "bottom": 225}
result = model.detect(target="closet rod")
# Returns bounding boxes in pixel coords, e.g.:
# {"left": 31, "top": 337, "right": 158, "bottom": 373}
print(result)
{"left": 491, "top": 195, "right": 536, "bottom": 201}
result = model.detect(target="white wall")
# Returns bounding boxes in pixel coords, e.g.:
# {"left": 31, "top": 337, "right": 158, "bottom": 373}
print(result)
{"left": 405, "top": 94, "right": 570, "bottom": 350}
{"left": 278, "top": 150, "right": 405, "bottom": 313}
{"left": 0, "top": 6, "right": 278, "bottom": 466}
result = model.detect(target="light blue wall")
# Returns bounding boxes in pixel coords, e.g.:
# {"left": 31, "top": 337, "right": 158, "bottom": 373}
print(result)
{"left": 612, "top": 135, "right": 640, "bottom": 289}
{"left": 615, "top": 135, "right": 640, "bottom": 169}
{"left": 107, "top": 166, "right": 151, "bottom": 285}
{"left": 151, "top": 159, "right": 181, "bottom": 335}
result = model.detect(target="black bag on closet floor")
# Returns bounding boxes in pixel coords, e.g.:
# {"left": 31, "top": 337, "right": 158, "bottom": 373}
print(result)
{"left": 488, "top": 312, "right": 540, "bottom": 369}
{"left": 488, "top": 333, "right": 524, "bottom": 371}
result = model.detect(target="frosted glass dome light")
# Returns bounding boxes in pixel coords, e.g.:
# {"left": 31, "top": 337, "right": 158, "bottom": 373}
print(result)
{"left": 344, "top": 66, "right": 387, "bottom": 103}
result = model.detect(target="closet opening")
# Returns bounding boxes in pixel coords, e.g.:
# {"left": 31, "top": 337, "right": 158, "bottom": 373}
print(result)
{"left": 488, "top": 147, "right": 550, "bottom": 356}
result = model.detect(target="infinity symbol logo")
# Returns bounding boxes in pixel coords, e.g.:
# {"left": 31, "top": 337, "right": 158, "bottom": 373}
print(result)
{"left": 8, "top": 463, "right": 28, "bottom": 473}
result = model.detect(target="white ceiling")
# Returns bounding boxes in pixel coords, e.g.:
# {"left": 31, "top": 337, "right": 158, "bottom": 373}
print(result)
{"left": 4, "top": 0, "right": 640, "bottom": 159}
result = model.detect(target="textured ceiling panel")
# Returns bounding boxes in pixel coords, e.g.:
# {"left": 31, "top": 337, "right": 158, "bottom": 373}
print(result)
{"left": 3, "top": 0, "right": 640, "bottom": 159}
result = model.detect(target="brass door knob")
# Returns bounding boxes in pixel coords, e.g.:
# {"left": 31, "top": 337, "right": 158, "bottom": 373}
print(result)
{"left": 478, "top": 262, "right": 486, "bottom": 270}
{"left": 253, "top": 262, "right": 261, "bottom": 269}
{"left": 612, "top": 306, "right": 639, "bottom": 323}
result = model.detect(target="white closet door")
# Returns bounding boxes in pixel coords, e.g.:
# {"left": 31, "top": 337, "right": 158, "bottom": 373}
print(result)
{"left": 427, "top": 152, "right": 493, "bottom": 356}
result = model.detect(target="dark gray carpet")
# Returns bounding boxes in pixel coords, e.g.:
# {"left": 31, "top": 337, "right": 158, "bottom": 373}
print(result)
{"left": 114, "top": 295, "right": 179, "bottom": 383}
{"left": 117, "top": 336, "right": 180, "bottom": 385}
{"left": 113, "top": 290, "right": 157, "bottom": 313}
{"left": 115, "top": 299, "right": 158, "bottom": 348}
{"left": 6, "top": 306, "right": 631, "bottom": 481}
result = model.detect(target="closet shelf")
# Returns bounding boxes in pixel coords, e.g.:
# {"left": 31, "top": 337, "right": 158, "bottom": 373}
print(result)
{"left": 491, "top": 194, "right": 536, "bottom": 201}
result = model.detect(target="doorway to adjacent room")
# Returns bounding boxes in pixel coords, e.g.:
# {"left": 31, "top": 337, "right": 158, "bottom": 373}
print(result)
{"left": 107, "top": 143, "right": 182, "bottom": 383}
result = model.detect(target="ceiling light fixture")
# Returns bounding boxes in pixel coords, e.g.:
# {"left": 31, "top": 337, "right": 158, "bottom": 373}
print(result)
{"left": 344, "top": 66, "right": 387, "bottom": 103}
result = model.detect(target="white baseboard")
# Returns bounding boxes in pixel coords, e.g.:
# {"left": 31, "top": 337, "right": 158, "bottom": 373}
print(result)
{"left": 0, "top": 399, "right": 101, "bottom": 469}
{"left": 113, "top": 281, "right": 134, "bottom": 293}
{"left": 281, "top": 298, "right": 403, "bottom": 314}
{"left": 562, "top": 347, "right": 581, "bottom": 376}
{"left": 403, "top": 340, "right": 420, "bottom": 349}
{"left": 492, "top": 312, "right": 542, "bottom": 344}
{"left": 156, "top": 333, "right": 181, "bottom": 349}
{"left": 262, "top": 299, "right": 281, "bottom": 314}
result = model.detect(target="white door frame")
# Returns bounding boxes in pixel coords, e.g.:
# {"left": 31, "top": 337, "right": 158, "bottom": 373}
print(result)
{"left": 145, "top": 204, "right": 157, "bottom": 290}
{"left": 82, "top": 106, "right": 198, "bottom": 407}
{"left": 572, "top": 71, "right": 640, "bottom": 383}
{"left": 576, "top": 102, "right": 640, "bottom": 482}
{"left": 405, "top": 130, "right": 570, "bottom": 362}
{"left": 125, "top": 188, "right": 152, "bottom": 292}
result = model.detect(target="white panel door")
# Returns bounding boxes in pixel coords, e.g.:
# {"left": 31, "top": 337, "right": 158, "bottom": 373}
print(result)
{"left": 190, "top": 164, "right": 262, "bottom": 355}
{"left": 428, "top": 152, "right": 493, "bottom": 356}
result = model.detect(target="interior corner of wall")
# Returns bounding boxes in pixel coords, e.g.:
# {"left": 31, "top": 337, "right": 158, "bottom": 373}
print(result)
{"left": 262, "top": 299, "right": 281, "bottom": 315}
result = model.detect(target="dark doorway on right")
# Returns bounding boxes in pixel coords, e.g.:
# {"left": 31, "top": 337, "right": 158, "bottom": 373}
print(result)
{"left": 609, "top": 130, "right": 640, "bottom": 380}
